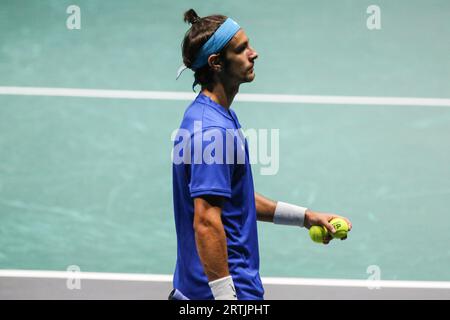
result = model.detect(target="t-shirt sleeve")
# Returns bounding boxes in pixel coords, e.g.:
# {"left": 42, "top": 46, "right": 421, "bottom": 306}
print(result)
{"left": 189, "top": 127, "right": 235, "bottom": 199}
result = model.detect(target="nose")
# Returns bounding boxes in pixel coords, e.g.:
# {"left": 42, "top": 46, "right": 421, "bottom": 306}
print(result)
{"left": 249, "top": 46, "right": 258, "bottom": 61}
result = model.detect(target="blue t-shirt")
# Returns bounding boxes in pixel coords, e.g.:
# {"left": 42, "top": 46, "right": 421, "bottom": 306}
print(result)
{"left": 172, "top": 92, "right": 264, "bottom": 300}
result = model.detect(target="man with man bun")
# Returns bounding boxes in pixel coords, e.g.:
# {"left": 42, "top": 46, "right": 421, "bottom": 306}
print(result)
{"left": 170, "top": 9, "right": 352, "bottom": 300}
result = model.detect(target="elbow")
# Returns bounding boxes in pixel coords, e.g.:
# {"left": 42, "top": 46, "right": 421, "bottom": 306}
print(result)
{"left": 193, "top": 214, "right": 221, "bottom": 238}
{"left": 193, "top": 196, "right": 224, "bottom": 237}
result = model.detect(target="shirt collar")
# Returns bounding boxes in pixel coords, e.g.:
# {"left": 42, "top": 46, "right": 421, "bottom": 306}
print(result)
{"left": 197, "top": 92, "right": 233, "bottom": 120}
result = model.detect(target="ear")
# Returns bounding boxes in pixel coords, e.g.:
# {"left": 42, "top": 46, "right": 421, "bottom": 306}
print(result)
{"left": 207, "top": 54, "right": 222, "bottom": 72}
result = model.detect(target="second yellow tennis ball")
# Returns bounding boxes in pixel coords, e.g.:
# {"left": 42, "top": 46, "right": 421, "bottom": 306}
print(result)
{"left": 309, "top": 225, "right": 329, "bottom": 243}
{"left": 330, "top": 218, "right": 349, "bottom": 239}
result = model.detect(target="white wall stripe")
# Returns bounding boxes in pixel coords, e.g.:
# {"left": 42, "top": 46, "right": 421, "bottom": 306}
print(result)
{"left": 1, "top": 86, "right": 450, "bottom": 107}
{"left": 0, "top": 270, "right": 173, "bottom": 282}
{"left": 262, "top": 277, "right": 450, "bottom": 289}
{"left": 1, "top": 270, "right": 450, "bottom": 289}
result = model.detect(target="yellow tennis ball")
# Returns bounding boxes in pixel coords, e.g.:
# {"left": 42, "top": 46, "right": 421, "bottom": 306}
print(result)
{"left": 330, "top": 218, "right": 349, "bottom": 239}
{"left": 309, "top": 225, "right": 329, "bottom": 243}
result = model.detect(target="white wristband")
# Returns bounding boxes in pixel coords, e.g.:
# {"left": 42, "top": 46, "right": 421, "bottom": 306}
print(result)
{"left": 208, "top": 275, "right": 237, "bottom": 300}
{"left": 273, "top": 201, "right": 307, "bottom": 227}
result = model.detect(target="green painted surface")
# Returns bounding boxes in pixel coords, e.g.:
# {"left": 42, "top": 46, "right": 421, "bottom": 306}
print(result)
{"left": 1, "top": 0, "right": 449, "bottom": 280}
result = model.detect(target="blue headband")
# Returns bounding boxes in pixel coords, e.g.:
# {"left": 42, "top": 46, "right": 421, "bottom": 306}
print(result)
{"left": 176, "top": 18, "right": 241, "bottom": 79}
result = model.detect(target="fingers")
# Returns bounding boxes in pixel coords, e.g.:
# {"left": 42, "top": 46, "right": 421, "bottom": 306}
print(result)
{"left": 324, "top": 221, "right": 336, "bottom": 235}
{"left": 323, "top": 234, "right": 333, "bottom": 245}
{"left": 330, "top": 214, "right": 352, "bottom": 231}
{"left": 334, "top": 215, "right": 351, "bottom": 231}
{"left": 344, "top": 218, "right": 352, "bottom": 231}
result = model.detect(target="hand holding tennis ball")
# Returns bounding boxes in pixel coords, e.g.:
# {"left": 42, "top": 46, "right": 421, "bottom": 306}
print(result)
{"left": 329, "top": 218, "right": 349, "bottom": 239}
{"left": 305, "top": 210, "right": 352, "bottom": 244}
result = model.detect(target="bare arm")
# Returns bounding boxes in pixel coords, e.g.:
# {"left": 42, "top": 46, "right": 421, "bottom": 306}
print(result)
{"left": 255, "top": 192, "right": 276, "bottom": 222}
{"left": 255, "top": 192, "right": 353, "bottom": 244}
{"left": 194, "top": 195, "right": 229, "bottom": 282}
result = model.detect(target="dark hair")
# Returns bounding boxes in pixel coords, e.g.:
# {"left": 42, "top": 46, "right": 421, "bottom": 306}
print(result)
{"left": 181, "top": 9, "right": 228, "bottom": 91}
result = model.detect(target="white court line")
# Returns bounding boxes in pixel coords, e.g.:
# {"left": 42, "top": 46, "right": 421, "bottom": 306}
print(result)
{"left": 1, "top": 270, "right": 450, "bottom": 289}
{"left": 1, "top": 86, "right": 450, "bottom": 107}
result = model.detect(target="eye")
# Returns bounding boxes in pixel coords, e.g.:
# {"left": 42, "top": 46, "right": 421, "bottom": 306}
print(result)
{"left": 236, "top": 42, "right": 248, "bottom": 53}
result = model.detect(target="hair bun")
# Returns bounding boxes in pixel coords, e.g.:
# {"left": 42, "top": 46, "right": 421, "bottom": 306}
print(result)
{"left": 184, "top": 9, "right": 201, "bottom": 25}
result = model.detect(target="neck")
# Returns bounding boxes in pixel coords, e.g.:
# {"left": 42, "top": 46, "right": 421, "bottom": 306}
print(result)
{"left": 201, "top": 81, "right": 239, "bottom": 110}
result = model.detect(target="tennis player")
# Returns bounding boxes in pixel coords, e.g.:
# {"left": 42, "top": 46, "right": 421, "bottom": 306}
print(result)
{"left": 170, "top": 9, "right": 352, "bottom": 300}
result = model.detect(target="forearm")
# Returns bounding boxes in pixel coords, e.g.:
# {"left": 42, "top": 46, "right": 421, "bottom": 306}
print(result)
{"left": 193, "top": 197, "right": 237, "bottom": 300}
{"left": 195, "top": 223, "right": 229, "bottom": 281}
{"left": 255, "top": 192, "right": 276, "bottom": 222}
{"left": 194, "top": 206, "right": 229, "bottom": 281}
{"left": 255, "top": 192, "right": 307, "bottom": 226}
